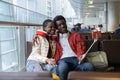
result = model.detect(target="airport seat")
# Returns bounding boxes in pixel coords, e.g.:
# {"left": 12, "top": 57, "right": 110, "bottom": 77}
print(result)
{"left": 0, "top": 71, "right": 53, "bottom": 80}
{"left": 26, "top": 41, "right": 32, "bottom": 59}
{"left": 101, "top": 40, "right": 120, "bottom": 65}
{"left": 26, "top": 40, "right": 120, "bottom": 71}
{"left": 85, "top": 40, "right": 100, "bottom": 52}
{"left": 81, "top": 33, "right": 92, "bottom": 40}
{"left": 101, "top": 33, "right": 111, "bottom": 40}
{"left": 111, "top": 35, "right": 120, "bottom": 39}
{"left": 26, "top": 40, "right": 99, "bottom": 58}
{"left": 68, "top": 71, "right": 120, "bottom": 80}
{"left": 101, "top": 40, "right": 120, "bottom": 71}
{"left": 0, "top": 77, "right": 53, "bottom": 80}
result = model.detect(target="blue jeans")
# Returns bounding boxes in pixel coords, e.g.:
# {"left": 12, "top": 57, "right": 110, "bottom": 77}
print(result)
{"left": 56, "top": 57, "right": 94, "bottom": 80}
{"left": 26, "top": 60, "right": 57, "bottom": 74}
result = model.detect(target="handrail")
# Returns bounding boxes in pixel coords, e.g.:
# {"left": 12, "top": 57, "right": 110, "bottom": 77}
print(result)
{"left": 0, "top": 21, "right": 42, "bottom": 26}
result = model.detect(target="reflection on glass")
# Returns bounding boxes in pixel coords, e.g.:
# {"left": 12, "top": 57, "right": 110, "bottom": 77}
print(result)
{"left": 0, "top": 27, "right": 15, "bottom": 40}
{"left": 1, "top": 51, "right": 18, "bottom": 71}
{"left": 1, "top": 40, "right": 16, "bottom": 53}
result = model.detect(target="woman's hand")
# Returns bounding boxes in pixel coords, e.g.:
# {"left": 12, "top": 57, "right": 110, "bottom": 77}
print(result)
{"left": 46, "top": 58, "right": 56, "bottom": 65}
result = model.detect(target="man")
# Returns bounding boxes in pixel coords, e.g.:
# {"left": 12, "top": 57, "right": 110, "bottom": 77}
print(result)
{"left": 53, "top": 15, "right": 94, "bottom": 80}
{"left": 71, "top": 23, "right": 81, "bottom": 32}
{"left": 79, "top": 23, "right": 91, "bottom": 33}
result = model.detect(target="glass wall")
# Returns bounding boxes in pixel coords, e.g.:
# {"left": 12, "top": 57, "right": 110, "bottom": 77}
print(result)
{"left": 0, "top": 26, "right": 18, "bottom": 72}
{"left": 0, "top": 1, "right": 13, "bottom": 21}
{"left": 1, "top": 0, "right": 77, "bottom": 71}
{"left": 0, "top": 0, "right": 45, "bottom": 72}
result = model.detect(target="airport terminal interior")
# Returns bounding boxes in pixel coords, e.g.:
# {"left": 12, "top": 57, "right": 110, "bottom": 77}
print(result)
{"left": 0, "top": 0, "right": 120, "bottom": 80}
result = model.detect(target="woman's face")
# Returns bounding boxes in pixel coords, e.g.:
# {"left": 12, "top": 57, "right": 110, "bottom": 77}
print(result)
{"left": 44, "top": 22, "right": 56, "bottom": 35}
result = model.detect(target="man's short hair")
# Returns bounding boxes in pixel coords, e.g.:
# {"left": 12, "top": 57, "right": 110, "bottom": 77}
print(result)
{"left": 53, "top": 15, "right": 66, "bottom": 22}
{"left": 98, "top": 24, "right": 103, "bottom": 28}
{"left": 74, "top": 23, "right": 81, "bottom": 27}
{"left": 53, "top": 15, "right": 66, "bottom": 28}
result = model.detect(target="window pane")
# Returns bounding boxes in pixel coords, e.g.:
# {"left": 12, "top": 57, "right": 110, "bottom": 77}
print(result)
{"left": 0, "top": 15, "right": 11, "bottom": 21}
{"left": 1, "top": 51, "right": 18, "bottom": 71}
{"left": 0, "top": 27, "right": 15, "bottom": 40}
{"left": 28, "top": 0, "right": 36, "bottom": 11}
{"left": 1, "top": 0, "right": 11, "bottom": 3}
{"left": 12, "top": 0, "right": 27, "bottom": 8}
{"left": 26, "top": 27, "right": 36, "bottom": 41}
{"left": 0, "top": 1, "right": 11, "bottom": 15}
{"left": 0, "top": 1, "right": 13, "bottom": 21}
{"left": 15, "top": 7, "right": 27, "bottom": 22}
{"left": 28, "top": 11, "right": 35, "bottom": 23}
{"left": 1, "top": 40, "right": 16, "bottom": 53}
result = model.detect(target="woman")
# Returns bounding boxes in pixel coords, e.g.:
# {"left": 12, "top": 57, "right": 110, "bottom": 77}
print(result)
{"left": 26, "top": 19, "right": 58, "bottom": 73}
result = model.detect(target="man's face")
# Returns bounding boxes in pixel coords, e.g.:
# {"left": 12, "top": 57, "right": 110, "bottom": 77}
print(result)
{"left": 56, "top": 19, "right": 68, "bottom": 33}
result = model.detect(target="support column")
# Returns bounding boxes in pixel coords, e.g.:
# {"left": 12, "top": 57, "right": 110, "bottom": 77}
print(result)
{"left": 107, "top": 2, "right": 120, "bottom": 32}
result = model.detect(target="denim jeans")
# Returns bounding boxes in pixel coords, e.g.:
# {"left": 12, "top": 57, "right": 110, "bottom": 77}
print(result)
{"left": 26, "top": 60, "right": 44, "bottom": 72}
{"left": 26, "top": 60, "right": 57, "bottom": 74}
{"left": 56, "top": 57, "right": 94, "bottom": 80}
{"left": 44, "top": 64, "right": 57, "bottom": 74}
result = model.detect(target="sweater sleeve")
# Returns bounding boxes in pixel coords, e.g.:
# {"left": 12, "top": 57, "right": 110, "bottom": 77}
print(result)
{"left": 27, "top": 36, "right": 49, "bottom": 63}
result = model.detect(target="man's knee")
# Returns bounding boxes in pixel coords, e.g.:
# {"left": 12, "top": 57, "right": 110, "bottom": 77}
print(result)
{"left": 83, "top": 62, "right": 94, "bottom": 71}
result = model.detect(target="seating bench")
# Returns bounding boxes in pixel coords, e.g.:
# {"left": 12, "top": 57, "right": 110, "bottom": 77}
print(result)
{"left": 68, "top": 71, "right": 120, "bottom": 80}
{"left": 0, "top": 71, "right": 53, "bottom": 80}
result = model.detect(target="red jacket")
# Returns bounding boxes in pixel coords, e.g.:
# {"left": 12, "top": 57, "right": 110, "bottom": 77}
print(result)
{"left": 54, "top": 32, "right": 86, "bottom": 63}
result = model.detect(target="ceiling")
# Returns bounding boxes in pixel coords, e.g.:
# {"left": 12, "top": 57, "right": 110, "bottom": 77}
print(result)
{"left": 69, "top": 0, "right": 120, "bottom": 4}
{"left": 69, "top": 0, "right": 120, "bottom": 17}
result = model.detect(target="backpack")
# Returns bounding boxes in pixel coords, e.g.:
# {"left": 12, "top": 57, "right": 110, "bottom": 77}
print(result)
{"left": 86, "top": 51, "right": 108, "bottom": 71}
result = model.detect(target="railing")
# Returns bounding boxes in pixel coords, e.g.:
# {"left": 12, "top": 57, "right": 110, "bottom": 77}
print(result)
{"left": 0, "top": 21, "right": 42, "bottom": 26}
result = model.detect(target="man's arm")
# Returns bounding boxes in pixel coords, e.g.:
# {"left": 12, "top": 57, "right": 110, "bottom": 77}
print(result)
{"left": 75, "top": 33, "right": 86, "bottom": 59}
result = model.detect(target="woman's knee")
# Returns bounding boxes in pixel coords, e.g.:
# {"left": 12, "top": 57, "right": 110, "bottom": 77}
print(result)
{"left": 26, "top": 60, "right": 43, "bottom": 72}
